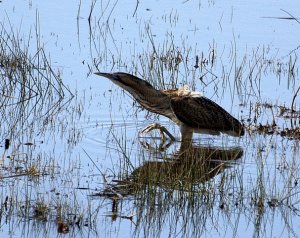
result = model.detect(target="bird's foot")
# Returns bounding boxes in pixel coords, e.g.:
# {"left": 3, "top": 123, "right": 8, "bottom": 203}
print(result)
{"left": 139, "top": 123, "right": 176, "bottom": 142}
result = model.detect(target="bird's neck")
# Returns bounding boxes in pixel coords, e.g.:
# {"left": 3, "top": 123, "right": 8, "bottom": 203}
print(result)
{"left": 132, "top": 88, "right": 173, "bottom": 119}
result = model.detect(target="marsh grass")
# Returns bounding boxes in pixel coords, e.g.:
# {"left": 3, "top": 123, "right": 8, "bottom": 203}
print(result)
{"left": 0, "top": 20, "right": 73, "bottom": 142}
{"left": 0, "top": 19, "right": 94, "bottom": 236}
{"left": 1, "top": 153, "right": 99, "bottom": 236}
{"left": 244, "top": 101, "right": 300, "bottom": 139}
{"left": 133, "top": 26, "right": 219, "bottom": 93}
{"left": 1, "top": 2, "right": 297, "bottom": 236}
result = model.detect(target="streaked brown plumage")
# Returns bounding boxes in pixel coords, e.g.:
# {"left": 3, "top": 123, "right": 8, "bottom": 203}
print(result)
{"left": 95, "top": 72, "right": 244, "bottom": 140}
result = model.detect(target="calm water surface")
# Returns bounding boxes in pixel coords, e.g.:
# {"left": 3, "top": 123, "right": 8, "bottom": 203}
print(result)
{"left": 0, "top": 1, "right": 299, "bottom": 237}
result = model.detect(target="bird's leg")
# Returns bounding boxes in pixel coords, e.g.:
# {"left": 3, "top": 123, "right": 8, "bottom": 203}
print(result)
{"left": 139, "top": 123, "right": 176, "bottom": 141}
{"left": 139, "top": 139, "right": 174, "bottom": 152}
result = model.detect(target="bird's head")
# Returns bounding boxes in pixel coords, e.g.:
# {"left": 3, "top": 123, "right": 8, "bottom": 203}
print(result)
{"left": 95, "top": 72, "right": 156, "bottom": 96}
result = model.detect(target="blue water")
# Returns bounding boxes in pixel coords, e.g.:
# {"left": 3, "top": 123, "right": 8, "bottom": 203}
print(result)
{"left": 0, "top": 1, "right": 299, "bottom": 237}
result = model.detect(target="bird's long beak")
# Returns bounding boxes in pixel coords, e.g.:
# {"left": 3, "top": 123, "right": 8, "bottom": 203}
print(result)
{"left": 94, "top": 72, "right": 114, "bottom": 79}
{"left": 95, "top": 72, "right": 126, "bottom": 89}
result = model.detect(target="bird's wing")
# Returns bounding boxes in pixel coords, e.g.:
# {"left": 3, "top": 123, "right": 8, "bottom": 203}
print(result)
{"left": 170, "top": 96, "right": 244, "bottom": 136}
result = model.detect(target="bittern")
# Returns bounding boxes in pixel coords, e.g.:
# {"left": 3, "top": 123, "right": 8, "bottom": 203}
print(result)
{"left": 95, "top": 72, "right": 244, "bottom": 141}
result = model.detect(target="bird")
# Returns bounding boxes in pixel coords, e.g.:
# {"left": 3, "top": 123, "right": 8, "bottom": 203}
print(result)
{"left": 95, "top": 72, "right": 244, "bottom": 141}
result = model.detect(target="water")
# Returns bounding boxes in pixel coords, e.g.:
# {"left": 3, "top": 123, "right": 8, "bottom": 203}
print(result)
{"left": 0, "top": 0, "right": 299, "bottom": 237}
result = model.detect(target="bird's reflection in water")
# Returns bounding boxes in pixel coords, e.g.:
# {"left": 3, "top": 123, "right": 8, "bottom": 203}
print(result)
{"left": 131, "top": 145, "right": 242, "bottom": 192}
{"left": 94, "top": 134, "right": 244, "bottom": 226}
{"left": 96, "top": 140, "right": 243, "bottom": 224}
{"left": 99, "top": 139, "right": 243, "bottom": 198}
